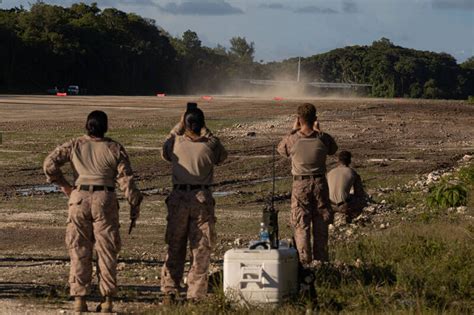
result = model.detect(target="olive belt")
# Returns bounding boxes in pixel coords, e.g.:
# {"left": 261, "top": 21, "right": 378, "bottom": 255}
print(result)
{"left": 77, "top": 185, "right": 115, "bottom": 192}
{"left": 173, "top": 184, "right": 210, "bottom": 191}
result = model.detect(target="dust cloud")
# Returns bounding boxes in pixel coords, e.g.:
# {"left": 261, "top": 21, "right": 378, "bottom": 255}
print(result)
{"left": 185, "top": 66, "right": 368, "bottom": 99}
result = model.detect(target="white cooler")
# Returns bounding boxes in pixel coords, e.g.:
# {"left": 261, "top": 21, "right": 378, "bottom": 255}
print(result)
{"left": 223, "top": 248, "right": 298, "bottom": 304}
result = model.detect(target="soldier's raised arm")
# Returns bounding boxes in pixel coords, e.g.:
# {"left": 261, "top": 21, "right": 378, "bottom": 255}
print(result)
{"left": 277, "top": 132, "right": 299, "bottom": 158}
{"left": 116, "top": 145, "right": 143, "bottom": 219}
{"left": 321, "top": 133, "right": 338, "bottom": 155}
{"left": 278, "top": 116, "right": 300, "bottom": 157}
{"left": 210, "top": 136, "right": 227, "bottom": 165}
{"left": 169, "top": 122, "right": 185, "bottom": 137}
{"left": 161, "top": 136, "right": 175, "bottom": 162}
{"left": 277, "top": 135, "right": 289, "bottom": 157}
{"left": 43, "top": 139, "right": 75, "bottom": 189}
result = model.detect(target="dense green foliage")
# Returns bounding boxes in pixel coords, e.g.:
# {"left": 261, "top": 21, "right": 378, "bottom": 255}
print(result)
{"left": 268, "top": 38, "right": 474, "bottom": 99}
{"left": 0, "top": 3, "right": 178, "bottom": 94}
{"left": 1, "top": 3, "right": 473, "bottom": 98}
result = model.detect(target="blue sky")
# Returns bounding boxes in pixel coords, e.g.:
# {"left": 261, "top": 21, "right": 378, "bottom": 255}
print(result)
{"left": 2, "top": 0, "right": 473, "bottom": 62}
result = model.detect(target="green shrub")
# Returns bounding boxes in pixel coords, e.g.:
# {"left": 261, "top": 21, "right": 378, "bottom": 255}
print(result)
{"left": 427, "top": 180, "right": 467, "bottom": 208}
{"left": 458, "top": 164, "right": 474, "bottom": 185}
{"left": 468, "top": 95, "right": 474, "bottom": 104}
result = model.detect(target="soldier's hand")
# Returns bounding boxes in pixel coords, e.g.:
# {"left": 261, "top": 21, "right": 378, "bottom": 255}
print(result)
{"left": 128, "top": 218, "right": 136, "bottom": 235}
{"left": 130, "top": 206, "right": 140, "bottom": 221}
{"left": 129, "top": 207, "right": 139, "bottom": 235}
{"left": 179, "top": 112, "right": 186, "bottom": 128}
{"left": 292, "top": 117, "right": 300, "bottom": 131}
{"left": 61, "top": 185, "right": 73, "bottom": 197}
{"left": 313, "top": 121, "right": 321, "bottom": 132}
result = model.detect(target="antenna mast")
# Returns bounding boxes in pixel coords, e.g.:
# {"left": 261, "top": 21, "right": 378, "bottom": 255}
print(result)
{"left": 297, "top": 57, "right": 301, "bottom": 83}
{"left": 272, "top": 144, "right": 276, "bottom": 208}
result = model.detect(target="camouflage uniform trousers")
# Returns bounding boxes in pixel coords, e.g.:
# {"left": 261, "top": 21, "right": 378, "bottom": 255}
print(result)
{"left": 333, "top": 195, "right": 367, "bottom": 223}
{"left": 66, "top": 189, "right": 121, "bottom": 297}
{"left": 161, "top": 189, "right": 216, "bottom": 300}
{"left": 291, "top": 177, "right": 332, "bottom": 263}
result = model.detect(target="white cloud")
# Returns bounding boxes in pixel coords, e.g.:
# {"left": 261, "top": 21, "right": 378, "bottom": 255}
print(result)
{"left": 158, "top": 1, "right": 243, "bottom": 15}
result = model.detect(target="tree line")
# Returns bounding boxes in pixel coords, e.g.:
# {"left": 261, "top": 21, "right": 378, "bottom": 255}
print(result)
{"left": 273, "top": 38, "right": 474, "bottom": 99}
{"left": 0, "top": 3, "right": 472, "bottom": 98}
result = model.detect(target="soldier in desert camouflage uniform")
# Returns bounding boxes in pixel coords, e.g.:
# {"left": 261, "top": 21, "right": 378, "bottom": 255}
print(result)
{"left": 161, "top": 107, "right": 227, "bottom": 303}
{"left": 278, "top": 103, "right": 337, "bottom": 263}
{"left": 43, "top": 110, "right": 142, "bottom": 313}
{"left": 327, "top": 151, "right": 367, "bottom": 224}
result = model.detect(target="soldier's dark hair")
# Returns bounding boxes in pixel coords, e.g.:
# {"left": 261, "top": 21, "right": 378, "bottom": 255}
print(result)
{"left": 86, "top": 110, "right": 108, "bottom": 138}
{"left": 338, "top": 150, "right": 352, "bottom": 166}
{"left": 184, "top": 108, "right": 205, "bottom": 135}
{"left": 297, "top": 103, "right": 317, "bottom": 126}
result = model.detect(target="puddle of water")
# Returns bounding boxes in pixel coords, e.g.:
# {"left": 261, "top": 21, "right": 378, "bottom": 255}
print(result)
{"left": 142, "top": 188, "right": 170, "bottom": 195}
{"left": 16, "top": 185, "right": 60, "bottom": 196}
{"left": 213, "top": 191, "right": 239, "bottom": 197}
{"left": 143, "top": 188, "right": 239, "bottom": 197}
{"left": 231, "top": 155, "right": 272, "bottom": 159}
{"left": 16, "top": 176, "right": 289, "bottom": 197}
{"left": 368, "top": 158, "right": 422, "bottom": 163}
{"left": 143, "top": 188, "right": 160, "bottom": 194}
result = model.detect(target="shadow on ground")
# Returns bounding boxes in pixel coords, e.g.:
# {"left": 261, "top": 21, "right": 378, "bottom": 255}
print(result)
{"left": 0, "top": 282, "right": 164, "bottom": 303}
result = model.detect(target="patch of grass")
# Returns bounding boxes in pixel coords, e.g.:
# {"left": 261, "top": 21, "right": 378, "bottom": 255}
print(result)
{"left": 0, "top": 151, "right": 43, "bottom": 168}
{"left": 109, "top": 125, "right": 174, "bottom": 146}
{"left": 377, "top": 191, "right": 414, "bottom": 208}
{"left": 237, "top": 177, "right": 292, "bottom": 195}
{"left": 416, "top": 208, "right": 443, "bottom": 223}
{"left": 358, "top": 169, "right": 412, "bottom": 191}
{"left": 331, "top": 220, "right": 474, "bottom": 312}
{"left": 1, "top": 194, "right": 67, "bottom": 212}
{"left": 458, "top": 164, "right": 474, "bottom": 185}
{"left": 206, "top": 118, "right": 252, "bottom": 132}
{"left": 144, "top": 298, "right": 319, "bottom": 315}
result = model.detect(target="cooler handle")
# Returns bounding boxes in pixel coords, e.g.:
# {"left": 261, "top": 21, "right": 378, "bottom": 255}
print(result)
{"left": 240, "top": 266, "right": 263, "bottom": 283}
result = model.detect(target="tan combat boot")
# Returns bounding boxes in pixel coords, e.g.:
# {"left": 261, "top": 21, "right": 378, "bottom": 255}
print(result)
{"left": 96, "top": 296, "right": 113, "bottom": 313}
{"left": 187, "top": 297, "right": 203, "bottom": 305}
{"left": 161, "top": 293, "right": 176, "bottom": 306}
{"left": 73, "top": 296, "right": 88, "bottom": 313}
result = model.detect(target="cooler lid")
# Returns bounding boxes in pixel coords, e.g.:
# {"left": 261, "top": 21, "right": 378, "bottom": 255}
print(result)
{"left": 224, "top": 248, "right": 298, "bottom": 260}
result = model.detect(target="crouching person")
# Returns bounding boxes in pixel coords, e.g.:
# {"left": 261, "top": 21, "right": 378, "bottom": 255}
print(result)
{"left": 327, "top": 150, "right": 367, "bottom": 224}
{"left": 43, "top": 111, "right": 143, "bottom": 313}
{"left": 161, "top": 107, "right": 227, "bottom": 304}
